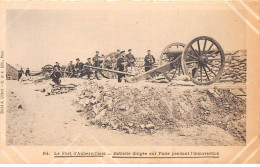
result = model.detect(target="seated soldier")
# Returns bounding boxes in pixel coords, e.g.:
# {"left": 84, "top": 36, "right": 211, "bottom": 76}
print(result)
{"left": 50, "top": 67, "right": 61, "bottom": 85}
{"left": 75, "top": 58, "right": 84, "bottom": 77}
{"left": 66, "top": 61, "right": 75, "bottom": 78}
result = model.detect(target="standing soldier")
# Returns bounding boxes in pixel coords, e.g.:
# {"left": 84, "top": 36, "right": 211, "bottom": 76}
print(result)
{"left": 116, "top": 51, "right": 127, "bottom": 82}
{"left": 126, "top": 49, "right": 136, "bottom": 74}
{"left": 75, "top": 58, "right": 84, "bottom": 77}
{"left": 25, "top": 68, "right": 30, "bottom": 76}
{"left": 85, "top": 58, "right": 93, "bottom": 80}
{"left": 92, "top": 51, "right": 101, "bottom": 80}
{"left": 66, "top": 61, "right": 75, "bottom": 78}
{"left": 144, "top": 50, "right": 155, "bottom": 72}
{"left": 18, "top": 68, "right": 24, "bottom": 82}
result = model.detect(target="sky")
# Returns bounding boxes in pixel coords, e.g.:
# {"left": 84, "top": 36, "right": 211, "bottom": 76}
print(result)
{"left": 6, "top": 2, "right": 247, "bottom": 71}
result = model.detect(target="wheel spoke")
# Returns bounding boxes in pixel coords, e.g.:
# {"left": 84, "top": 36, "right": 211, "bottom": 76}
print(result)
{"left": 206, "top": 50, "right": 220, "bottom": 57}
{"left": 205, "top": 64, "right": 216, "bottom": 76}
{"left": 191, "top": 45, "right": 200, "bottom": 57}
{"left": 203, "top": 65, "right": 210, "bottom": 81}
{"left": 208, "top": 58, "right": 221, "bottom": 61}
{"left": 197, "top": 40, "right": 201, "bottom": 56}
{"left": 206, "top": 62, "right": 219, "bottom": 68}
{"left": 202, "top": 39, "right": 207, "bottom": 55}
{"left": 180, "top": 66, "right": 184, "bottom": 75}
{"left": 187, "top": 53, "right": 199, "bottom": 61}
{"left": 204, "top": 43, "right": 214, "bottom": 56}
{"left": 186, "top": 60, "right": 199, "bottom": 64}
{"left": 172, "top": 68, "right": 177, "bottom": 79}
{"left": 200, "top": 65, "right": 202, "bottom": 82}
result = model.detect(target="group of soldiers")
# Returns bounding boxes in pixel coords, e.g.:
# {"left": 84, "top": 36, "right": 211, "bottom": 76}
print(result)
{"left": 49, "top": 49, "right": 156, "bottom": 84}
{"left": 17, "top": 67, "right": 31, "bottom": 83}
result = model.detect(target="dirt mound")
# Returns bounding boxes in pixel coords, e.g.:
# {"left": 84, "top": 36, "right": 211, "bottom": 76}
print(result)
{"left": 75, "top": 81, "right": 246, "bottom": 143}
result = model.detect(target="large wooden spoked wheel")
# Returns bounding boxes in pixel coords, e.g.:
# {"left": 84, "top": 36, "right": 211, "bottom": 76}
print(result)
{"left": 101, "top": 52, "right": 118, "bottom": 79}
{"left": 181, "top": 36, "right": 225, "bottom": 85}
{"left": 159, "top": 42, "right": 186, "bottom": 79}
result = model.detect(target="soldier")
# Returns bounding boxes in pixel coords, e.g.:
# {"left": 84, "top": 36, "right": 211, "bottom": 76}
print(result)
{"left": 116, "top": 51, "right": 127, "bottom": 82}
{"left": 66, "top": 61, "right": 75, "bottom": 78}
{"left": 53, "top": 62, "right": 61, "bottom": 71}
{"left": 115, "top": 49, "right": 121, "bottom": 59}
{"left": 75, "top": 58, "right": 84, "bottom": 77}
{"left": 92, "top": 51, "right": 101, "bottom": 80}
{"left": 126, "top": 49, "right": 136, "bottom": 74}
{"left": 25, "top": 68, "right": 30, "bottom": 76}
{"left": 144, "top": 50, "right": 155, "bottom": 72}
{"left": 50, "top": 66, "right": 62, "bottom": 85}
{"left": 18, "top": 68, "right": 24, "bottom": 82}
{"left": 85, "top": 58, "right": 93, "bottom": 79}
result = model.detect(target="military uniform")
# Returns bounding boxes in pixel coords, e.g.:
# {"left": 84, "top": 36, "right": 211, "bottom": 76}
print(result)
{"left": 126, "top": 53, "right": 136, "bottom": 67}
{"left": 75, "top": 62, "right": 84, "bottom": 70}
{"left": 84, "top": 61, "right": 93, "bottom": 79}
{"left": 53, "top": 64, "right": 61, "bottom": 71}
{"left": 144, "top": 54, "right": 155, "bottom": 72}
{"left": 25, "top": 69, "right": 30, "bottom": 76}
{"left": 50, "top": 71, "right": 61, "bottom": 85}
{"left": 18, "top": 69, "right": 24, "bottom": 81}
{"left": 66, "top": 63, "right": 75, "bottom": 78}
{"left": 117, "top": 57, "right": 125, "bottom": 82}
{"left": 92, "top": 55, "right": 101, "bottom": 67}
{"left": 92, "top": 55, "right": 101, "bottom": 80}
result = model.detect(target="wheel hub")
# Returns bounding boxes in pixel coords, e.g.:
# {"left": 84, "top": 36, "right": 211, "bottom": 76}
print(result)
{"left": 198, "top": 55, "right": 208, "bottom": 65}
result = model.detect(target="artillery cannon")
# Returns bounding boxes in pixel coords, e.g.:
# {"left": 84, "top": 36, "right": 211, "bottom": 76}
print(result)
{"left": 86, "top": 36, "right": 225, "bottom": 85}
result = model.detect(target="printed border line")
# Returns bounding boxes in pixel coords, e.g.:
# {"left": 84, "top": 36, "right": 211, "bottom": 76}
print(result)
{"left": 112, "top": 156, "right": 220, "bottom": 159}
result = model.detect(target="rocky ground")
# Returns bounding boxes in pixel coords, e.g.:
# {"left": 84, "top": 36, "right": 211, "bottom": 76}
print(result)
{"left": 75, "top": 79, "right": 246, "bottom": 144}
{"left": 6, "top": 76, "right": 246, "bottom": 146}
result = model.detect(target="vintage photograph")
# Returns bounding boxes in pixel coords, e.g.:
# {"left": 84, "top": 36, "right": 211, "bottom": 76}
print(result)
{"left": 5, "top": 2, "right": 248, "bottom": 147}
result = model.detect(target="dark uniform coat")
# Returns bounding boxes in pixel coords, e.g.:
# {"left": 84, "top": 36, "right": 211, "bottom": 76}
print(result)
{"left": 53, "top": 65, "right": 61, "bottom": 70}
{"left": 92, "top": 55, "right": 101, "bottom": 67}
{"left": 126, "top": 53, "right": 136, "bottom": 66}
{"left": 75, "top": 62, "right": 84, "bottom": 70}
{"left": 50, "top": 71, "right": 61, "bottom": 84}
{"left": 144, "top": 54, "right": 155, "bottom": 72}
{"left": 25, "top": 69, "right": 30, "bottom": 76}
{"left": 144, "top": 54, "right": 155, "bottom": 66}
{"left": 18, "top": 69, "right": 24, "bottom": 81}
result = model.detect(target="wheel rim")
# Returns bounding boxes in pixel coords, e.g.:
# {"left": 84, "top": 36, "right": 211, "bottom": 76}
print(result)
{"left": 160, "top": 42, "right": 185, "bottom": 65}
{"left": 181, "top": 36, "right": 225, "bottom": 85}
{"left": 159, "top": 42, "right": 186, "bottom": 79}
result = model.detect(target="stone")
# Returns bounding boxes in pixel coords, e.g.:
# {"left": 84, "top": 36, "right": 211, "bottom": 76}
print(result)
{"left": 18, "top": 105, "right": 23, "bottom": 109}
{"left": 94, "top": 109, "right": 106, "bottom": 120}
{"left": 140, "top": 124, "right": 145, "bottom": 129}
{"left": 128, "top": 122, "right": 134, "bottom": 127}
{"left": 145, "top": 123, "right": 155, "bottom": 129}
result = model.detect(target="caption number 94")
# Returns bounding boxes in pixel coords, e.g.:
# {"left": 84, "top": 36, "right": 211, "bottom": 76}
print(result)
{"left": 43, "top": 152, "right": 50, "bottom": 156}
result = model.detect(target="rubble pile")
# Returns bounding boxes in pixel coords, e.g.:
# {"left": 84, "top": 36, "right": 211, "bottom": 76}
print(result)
{"left": 220, "top": 50, "right": 247, "bottom": 83}
{"left": 49, "top": 84, "right": 78, "bottom": 95}
{"left": 76, "top": 81, "right": 246, "bottom": 143}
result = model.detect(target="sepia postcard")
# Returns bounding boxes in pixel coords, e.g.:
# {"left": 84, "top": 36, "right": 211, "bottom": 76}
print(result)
{"left": 0, "top": 0, "right": 259, "bottom": 164}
